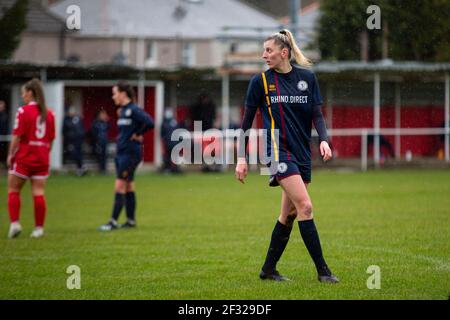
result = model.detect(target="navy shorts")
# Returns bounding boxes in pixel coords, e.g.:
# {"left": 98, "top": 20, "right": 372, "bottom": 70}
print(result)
{"left": 115, "top": 154, "right": 141, "bottom": 182}
{"left": 268, "top": 160, "right": 311, "bottom": 187}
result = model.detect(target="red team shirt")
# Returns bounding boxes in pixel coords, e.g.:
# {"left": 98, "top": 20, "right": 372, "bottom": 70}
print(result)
{"left": 9, "top": 102, "right": 56, "bottom": 179}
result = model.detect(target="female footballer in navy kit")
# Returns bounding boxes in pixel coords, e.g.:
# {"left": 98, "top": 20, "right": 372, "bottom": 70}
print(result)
{"left": 235, "top": 30, "right": 339, "bottom": 283}
{"left": 99, "top": 82, "right": 154, "bottom": 231}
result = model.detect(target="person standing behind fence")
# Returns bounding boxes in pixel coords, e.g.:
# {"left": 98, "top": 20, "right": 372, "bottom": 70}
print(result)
{"left": 91, "top": 110, "right": 110, "bottom": 174}
{"left": 160, "top": 108, "right": 182, "bottom": 174}
{"left": 63, "top": 107, "right": 86, "bottom": 176}
{"left": 190, "top": 92, "right": 218, "bottom": 172}
{"left": 7, "top": 78, "right": 55, "bottom": 239}
{"left": 0, "top": 100, "right": 9, "bottom": 168}
{"left": 190, "top": 92, "right": 216, "bottom": 131}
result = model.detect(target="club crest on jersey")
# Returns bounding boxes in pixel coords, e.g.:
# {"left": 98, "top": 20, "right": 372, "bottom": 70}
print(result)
{"left": 277, "top": 162, "right": 288, "bottom": 174}
{"left": 297, "top": 80, "right": 308, "bottom": 91}
{"left": 125, "top": 109, "right": 132, "bottom": 117}
{"left": 269, "top": 84, "right": 276, "bottom": 92}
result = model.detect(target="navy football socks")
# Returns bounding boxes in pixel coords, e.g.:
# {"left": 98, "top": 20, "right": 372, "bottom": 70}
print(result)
{"left": 262, "top": 220, "right": 293, "bottom": 273}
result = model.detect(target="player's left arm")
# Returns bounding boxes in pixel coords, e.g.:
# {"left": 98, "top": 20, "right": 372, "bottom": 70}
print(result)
{"left": 312, "top": 104, "right": 332, "bottom": 162}
{"left": 131, "top": 107, "right": 155, "bottom": 142}
{"left": 311, "top": 73, "right": 332, "bottom": 162}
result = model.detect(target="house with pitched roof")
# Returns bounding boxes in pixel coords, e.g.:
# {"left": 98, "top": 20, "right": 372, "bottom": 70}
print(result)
{"left": 46, "top": 0, "right": 281, "bottom": 69}
{"left": 1, "top": 0, "right": 67, "bottom": 64}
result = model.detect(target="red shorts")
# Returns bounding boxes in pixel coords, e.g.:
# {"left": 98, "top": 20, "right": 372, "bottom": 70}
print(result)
{"left": 9, "top": 161, "right": 50, "bottom": 180}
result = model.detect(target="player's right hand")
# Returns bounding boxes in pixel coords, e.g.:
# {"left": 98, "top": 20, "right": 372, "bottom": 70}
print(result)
{"left": 130, "top": 134, "right": 144, "bottom": 143}
{"left": 7, "top": 155, "right": 13, "bottom": 169}
{"left": 235, "top": 158, "right": 248, "bottom": 184}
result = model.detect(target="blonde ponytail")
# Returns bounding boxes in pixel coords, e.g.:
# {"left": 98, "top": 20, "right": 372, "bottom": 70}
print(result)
{"left": 282, "top": 29, "right": 312, "bottom": 67}
{"left": 265, "top": 29, "right": 312, "bottom": 67}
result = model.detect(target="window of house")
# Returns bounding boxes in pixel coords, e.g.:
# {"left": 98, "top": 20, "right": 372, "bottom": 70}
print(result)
{"left": 145, "top": 41, "right": 157, "bottom": 67}
{"left": 181, "top": 42, "right": 195, "bottom": 67}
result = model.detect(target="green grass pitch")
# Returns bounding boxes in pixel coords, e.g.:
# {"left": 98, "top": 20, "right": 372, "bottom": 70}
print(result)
{"left": 0, "top": 169, "right": 449, "bottom": 299}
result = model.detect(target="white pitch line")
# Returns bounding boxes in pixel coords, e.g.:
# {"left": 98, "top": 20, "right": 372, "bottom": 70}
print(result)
{"left": 336, "top": 244, "right": 450, "bottom": 272}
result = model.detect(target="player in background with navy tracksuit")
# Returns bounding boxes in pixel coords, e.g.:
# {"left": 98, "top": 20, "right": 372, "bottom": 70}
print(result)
{"left": 235, "top": 30, "right": 339, "bottom": 283}
{"left": 99, "top": 82, "right": 154, "bottom": 231}
{"left": 63, "top": 107, "right": 86, "bottom": 176}
{"left": 91, "top": 110, "right": 110, "bottom": 174}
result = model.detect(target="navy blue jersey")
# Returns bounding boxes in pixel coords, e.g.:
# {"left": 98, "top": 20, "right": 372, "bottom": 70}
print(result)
{"left": 63, "top": 115, "right": 85, "bottom": 141}
{"left": 92, "top": 120, "right": 109, "bottom": 144}
{"left": 0, "top": 111, "right": 9, "bottom": 135}
{"left": 245, "top": 65, "right": 325, "bottom": 164}
{"left": 116, "top": 103, "right": 154, "bottom": 154}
